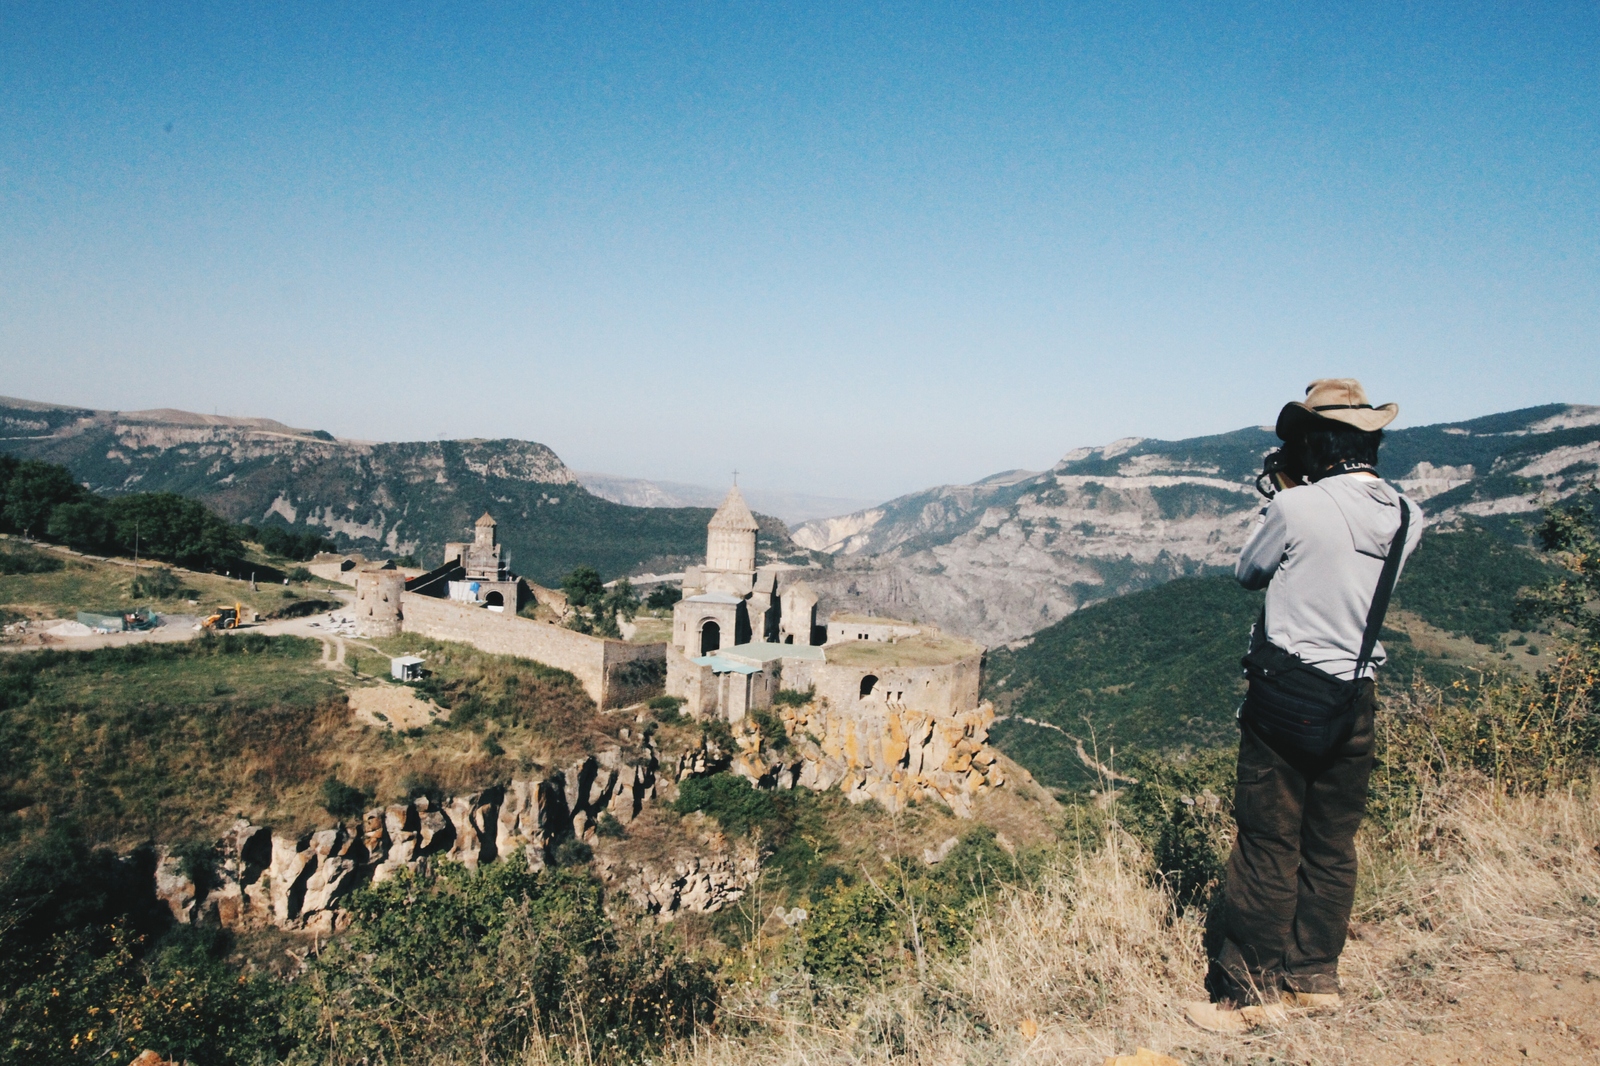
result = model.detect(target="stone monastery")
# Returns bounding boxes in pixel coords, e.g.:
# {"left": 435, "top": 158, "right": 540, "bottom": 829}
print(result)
{"left": 328, "top": 486, "right": 1003, "bottom": 814}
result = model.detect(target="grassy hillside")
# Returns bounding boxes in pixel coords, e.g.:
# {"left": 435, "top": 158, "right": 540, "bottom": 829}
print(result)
{"left": 0, "top": 538, "right": 340, "bottom": 625}
{"left": 0, "top": 637, "right": 343, "bottom": 853}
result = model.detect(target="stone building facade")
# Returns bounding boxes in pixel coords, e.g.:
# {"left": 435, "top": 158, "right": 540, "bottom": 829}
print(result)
{"left": 440, "top": 512, "right": 522, "bottom": 611}
{"left": 665, "top": 487, "right": 985, "bottom": 729}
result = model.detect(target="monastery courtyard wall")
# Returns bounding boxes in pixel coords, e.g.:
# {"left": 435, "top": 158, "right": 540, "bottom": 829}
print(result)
{"left": 399, "top": 592, "right": 663, "bottom": 709}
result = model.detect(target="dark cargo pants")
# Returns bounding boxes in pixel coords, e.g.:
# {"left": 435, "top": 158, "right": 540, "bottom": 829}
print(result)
{"left": 1210, "top": 683, "right": 1376, "bottom": 1002}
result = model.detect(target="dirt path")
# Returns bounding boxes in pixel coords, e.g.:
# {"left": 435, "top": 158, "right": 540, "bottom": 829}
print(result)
{"left": 1337, "top": 963, "right": 1600, "bottom": 1064}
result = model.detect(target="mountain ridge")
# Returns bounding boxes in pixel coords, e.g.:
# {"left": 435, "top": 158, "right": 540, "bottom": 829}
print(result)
{"left": 792, "top": 404, "right": 1600, "bottom": 644}
{"left": 0, "top": 396, "right": 783, "bottom": 585}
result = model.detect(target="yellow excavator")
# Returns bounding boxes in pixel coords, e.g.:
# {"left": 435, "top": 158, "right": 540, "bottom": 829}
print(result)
{"left": 203, "top": 603, "right": 245, "bottom": 630}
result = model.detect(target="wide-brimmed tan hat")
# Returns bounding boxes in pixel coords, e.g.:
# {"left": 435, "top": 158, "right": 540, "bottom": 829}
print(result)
{"left": 1276, "top": 378, "right": 1398, "bottom": 440}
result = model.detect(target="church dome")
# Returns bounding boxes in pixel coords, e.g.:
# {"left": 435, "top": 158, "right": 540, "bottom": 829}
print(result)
{"left": 709, "top": 487, "right": 758, "bottom": 531}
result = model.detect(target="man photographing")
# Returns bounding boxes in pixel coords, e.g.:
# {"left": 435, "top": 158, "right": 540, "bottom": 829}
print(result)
{"left": 1186, "top": 378, "right": 1424, "bottom": 1033}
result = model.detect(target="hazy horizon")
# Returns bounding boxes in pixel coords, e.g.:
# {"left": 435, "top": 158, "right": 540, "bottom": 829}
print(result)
{"left": 3, "top": 3, "right": 1596, "bottom": 500}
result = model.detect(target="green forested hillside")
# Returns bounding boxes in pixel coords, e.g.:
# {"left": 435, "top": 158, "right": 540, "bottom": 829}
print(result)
{"left": 1388, "top": 521, "right": 1560, "bottom": 643}
{"left": 986, "top": 525, "right": 1560, "bottom": 792}
{"left": 985, "top": 577, "right": 1262, "bottom": 759}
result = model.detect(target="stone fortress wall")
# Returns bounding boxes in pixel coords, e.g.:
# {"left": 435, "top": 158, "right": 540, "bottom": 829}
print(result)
{"left": 341, "top": 508, "right": 665, "bottom": 710}
{"left": 397, "top": 592, "right": 662, "bottom": 710}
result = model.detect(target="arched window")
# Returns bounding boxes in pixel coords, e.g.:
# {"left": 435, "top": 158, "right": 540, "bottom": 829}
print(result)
{"left": 700, "top": 620, "right": 721, "bottom": 656}
{"left": 859, "top": 674, "right": 878, "bottom": 698}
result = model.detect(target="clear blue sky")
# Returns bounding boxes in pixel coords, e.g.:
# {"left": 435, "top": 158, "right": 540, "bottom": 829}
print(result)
{"left": 2, "top": 2, "right": 1596, "bottom": 502}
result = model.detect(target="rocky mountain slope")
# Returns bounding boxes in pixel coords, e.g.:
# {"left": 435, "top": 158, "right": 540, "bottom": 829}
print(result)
{"left": 0, "top": 397, "right": 803, "bottom": 583}
{"left": 793, "top": 404, "right": 1600, "bottom": 645}
{"left": 575, "top": 470, "right": 875, "bottom": 524}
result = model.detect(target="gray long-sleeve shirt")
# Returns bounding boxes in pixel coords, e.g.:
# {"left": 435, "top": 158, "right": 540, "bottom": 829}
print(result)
{"left": 1237, "top": 474, "right": 1424, "bottom": 680}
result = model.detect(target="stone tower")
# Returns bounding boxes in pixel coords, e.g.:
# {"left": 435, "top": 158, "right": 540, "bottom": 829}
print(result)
{"left": 465, "top": 511, "right": 505, "bottom": 582}
{"left": 355, "top": 568, "right": 405, "bottom": 638}
{"left": 705, "top": 486, "right": 758, "bottom": 574}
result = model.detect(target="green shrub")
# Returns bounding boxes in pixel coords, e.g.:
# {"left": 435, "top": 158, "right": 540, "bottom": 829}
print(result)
{"left": 609, "top": 654, "right": 665, "bottom": 704}
{"left": 700, "top": 716, "right": 735, "bottom": 751}
{"left": 1116, "top": 747, "right": 1238, "bottom": 912}
{"left": 0, "top": 546, "right": 63, "bottom": 575}
{"left": 129, "top": 565, "right": 182, "bottom": 599}
{"left": 553, "top": 838, "right": 593, "bottom": 866}
{"left": 673, "top": 773, "right": 782, "bottom": 838}
{"left": 1370, "top": 642, "right": 1600, "bottom": 824}
{"left": 772, "top": 686, "right": 814, "bottom": 707}
{"left": 595, "top": 812, "right": 625, "bottom": 838}
{"left": 287, "top": 565, "right": 314, "bottom": 582}
{"left": 800, "top": 825, "right": 1028, "bottom": 985}
{"left": 802, "top": 880, "right": 900, "bottom": 982}
{"left": 320, "top": 777, "right": 370, "bottom": 819}
{"left": 749, "top": 704, "right": 789, "bottom": 751}
{"left": 0, "top": 834, "right": 289, "bottom": 1063}
{"left": 293, "top": 861, "right": 716, "bottom": 1062}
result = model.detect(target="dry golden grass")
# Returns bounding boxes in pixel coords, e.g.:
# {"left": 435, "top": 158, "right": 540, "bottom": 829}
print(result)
{"left": 631, "top": 775, "right": 1600, "bottom": 1066}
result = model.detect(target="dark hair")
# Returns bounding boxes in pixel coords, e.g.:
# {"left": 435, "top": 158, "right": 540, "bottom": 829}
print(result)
{"left": 1284, "top": 425, "right": 1383, "bottom": 479}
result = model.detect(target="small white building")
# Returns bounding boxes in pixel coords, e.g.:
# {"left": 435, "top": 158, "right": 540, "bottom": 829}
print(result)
{"left": 390, "top": 655, "right": 425, "bottom": 681}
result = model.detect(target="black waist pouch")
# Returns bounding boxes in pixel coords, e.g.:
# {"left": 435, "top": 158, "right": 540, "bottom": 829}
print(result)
{"left": 1241, "top": 493, "right": 1408, "bottom": 758}
{"left": 1241, "top": 642, "right": 1367, "bottom": 757}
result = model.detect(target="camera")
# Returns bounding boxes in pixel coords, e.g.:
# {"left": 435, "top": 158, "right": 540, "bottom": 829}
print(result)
{"left": 1255, "top": 449, "right": 1301, "bottom": 499}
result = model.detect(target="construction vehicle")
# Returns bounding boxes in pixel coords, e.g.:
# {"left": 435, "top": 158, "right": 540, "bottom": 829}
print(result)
{"left": 203, "top": 603, "right": 245, "bottom": 630}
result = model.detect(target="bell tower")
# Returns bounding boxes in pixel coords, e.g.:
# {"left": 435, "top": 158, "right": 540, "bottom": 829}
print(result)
{"left": 705, "top": 486, "right": 758, "bottom": 574}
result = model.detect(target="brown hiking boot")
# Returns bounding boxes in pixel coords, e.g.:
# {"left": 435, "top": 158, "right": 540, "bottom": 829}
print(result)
{"left": 1285, "top": 990, "right": 1342, "bottom": 1011}
{"left": 1283, "top": 972, "right": 1342, "bottom": 1011}
{"left": 1181, "top": 1000, "right": 1288, "bottom": 1034}
{"left": 1182, "top": 1000, "right": 1249, "bottom": 1034}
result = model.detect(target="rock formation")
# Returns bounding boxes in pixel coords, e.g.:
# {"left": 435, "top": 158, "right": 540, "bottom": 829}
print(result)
{"left": 722, "top": 696, "right": 1006, "bottom": 818}
{"left": 146, "top": 694, "right": 1011, "bottom": 934}
{"left": 155, "top": 744, "right": 668, "bottom": 935}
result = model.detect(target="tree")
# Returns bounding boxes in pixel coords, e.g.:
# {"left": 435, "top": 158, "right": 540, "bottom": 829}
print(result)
{"left": 646, "top": 585, "right": 683, "bottom": 609}
{"left": 602, "top": 577, "right": 640, "bottom": 623}
{"left": 559, "top": 568, "right": 640, "bottom": 637}
{"left": 251, "top": 522, "right": 336, "bottom": 561}
{"left": 2, "top": 459, "right": 83, "bottom": 537}
{"left": 46, "top": 498, "right": 118, "bottom": 555}
{"left": 560, "top": 566, "right": 605, "bottom": 608}
{"left": 105, "top": 493, "right": 242, "bottom": 571}
{"left": 1518, "top": 492, "right": 1600, "bottom": 642}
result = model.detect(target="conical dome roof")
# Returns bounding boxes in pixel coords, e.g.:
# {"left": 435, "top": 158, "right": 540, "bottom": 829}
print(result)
{"left": 709, "top": 486, "right": 758, "bottom": 531}
{"left": 475, "top": 511, "right": 497, "bottom": 527}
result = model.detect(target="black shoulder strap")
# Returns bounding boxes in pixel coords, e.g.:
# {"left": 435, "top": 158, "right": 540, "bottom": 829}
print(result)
{"left": 1354, "top": 496, "right": 1411, "bottom": 676}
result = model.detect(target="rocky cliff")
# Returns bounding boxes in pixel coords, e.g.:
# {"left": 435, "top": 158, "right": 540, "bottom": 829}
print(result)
{"left": 147, "top": 691, "right": 1024, "bottom": 934}
{"left": 151, "top": 740, "right": 770, "bottom": 934}
{"left": 793, "top": 404, "right": 1600, "bottom": 644}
